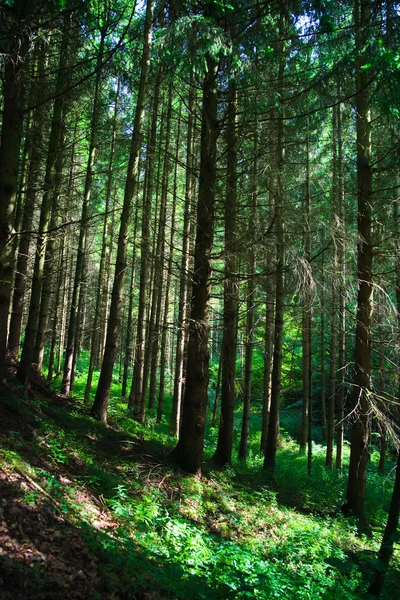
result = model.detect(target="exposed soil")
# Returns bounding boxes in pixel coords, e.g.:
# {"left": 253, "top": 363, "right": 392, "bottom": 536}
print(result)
{"left": 0, "top": 386, "right": 168, "bottom": 600}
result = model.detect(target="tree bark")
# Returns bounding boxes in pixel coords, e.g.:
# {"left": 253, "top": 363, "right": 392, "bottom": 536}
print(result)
{"left": 300, "top": 124, "right": 312, "bottom": 457}
{"left": 85, "top": 78, "right": 120, "bottom": 401}
{"left": 368, "top": 450, "right": 400, "bottom": 596}
{"left": 211, "top": 353, "right": 222, "bottom": 428}
{"left": 213, "top": 78, "right": 239, "bottom": 466}
{"left": 170, "top": 55, "right": 219, "bottom": 474}
{"left": 33, "top": 116, "right": 67, "bottom": 376}
{"left": 140, "top": 141, "right": 163, "bottom": 413}
{"left": 344, "top": 0, "right": 373, "bottom": 523}
{"left": 47, "top": 232, "right": 66, "bottom": 381}
{"left": 264, "top": 53, "right": 285, "bottom": 471}
{"left": 18, "top": 19, "right": 70, "bottom": 384}
{"left": 261, "top": 283, "right": 274, "bottom": 454}
{"left": 91, "top": 0, "right": 154, "bottom": 422}
{"left": 320, "top": 242, "right": 327, "bottom": 444}
{"left": 62, "top": 29, "right": 106, "bottom": 395}
{"left": 121, "top": 200, "right": 140, "bottom": 400}
{"left": 148, "top": 85, "right": 174, "bottom": 414}
{"left": 336, "top": 94, "right": 346, "bottom": 470}
{"left": 9, "top": 104, "right": 32, "bottom": 298}
{"left": 129, "top": 68, "right": 162, "bottom": 415}
{"left": 157, "top": 102, "right": 182, "bottom": 423}
{"left": 97, "top": 184, "right": 116, "bottom": 367}
{"left": 170, "top": 77, "right": 196, "bottom": 437}
{"left": 70, "top": 257, "right": 88, "bottom": 391}
{"left": 239, "top": 119, "right": 256, "bottom": 462}
{"left": 7, "top": 48, "right": 45, "bottom": 362}
{"left": 49, "top": 121, "right": 76, "bottom": 380}
{"left": 305, "top": 127, "right": 313, "bottom": 475}
{"left": 326, "top": 107, "right": 338, "bottom": 468}
{"left": 261, "top": 131, "right": 276, "bottom": 455}
{"left": 0, "top": 28, "right": 27, "bottom": 375}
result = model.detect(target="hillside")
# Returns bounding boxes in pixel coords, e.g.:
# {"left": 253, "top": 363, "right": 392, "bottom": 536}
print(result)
{"left": 0, "top": 380, "right": 398, "bottom": 600}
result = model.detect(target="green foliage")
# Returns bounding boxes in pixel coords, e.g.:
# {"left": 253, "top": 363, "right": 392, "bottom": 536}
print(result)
{"left": 155, "top": 14, "right": 230, "bottom": 77}
{"left": 1, "top": 384, "right": 398, "bottom": 599}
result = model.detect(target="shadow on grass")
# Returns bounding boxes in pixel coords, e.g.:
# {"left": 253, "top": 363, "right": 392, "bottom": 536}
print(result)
{"left": 1, "top": 382, "right": 399, "bottom": 600}
{"left": 0, "top": 464, "right": 231, "bottom": 600}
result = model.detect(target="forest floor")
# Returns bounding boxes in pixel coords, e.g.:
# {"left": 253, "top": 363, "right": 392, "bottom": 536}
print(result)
{"left": 0, "top": 376, "right": 399, "bottom": 600}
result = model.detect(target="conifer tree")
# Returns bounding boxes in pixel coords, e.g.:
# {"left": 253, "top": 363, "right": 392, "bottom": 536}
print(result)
{"left": 91, "top": 0, "right": 154, "bottom": 421}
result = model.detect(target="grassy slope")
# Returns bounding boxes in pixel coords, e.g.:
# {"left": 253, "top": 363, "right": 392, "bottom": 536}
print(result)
{"left": 0, "top": 372, "right": 399, "bottom": 600}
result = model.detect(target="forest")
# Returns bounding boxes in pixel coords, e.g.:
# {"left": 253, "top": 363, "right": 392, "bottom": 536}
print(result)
{"left": 0, "top": 0, "right": 400, "bottom": 597}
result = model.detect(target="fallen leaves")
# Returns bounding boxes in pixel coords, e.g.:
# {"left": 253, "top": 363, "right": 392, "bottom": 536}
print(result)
{"left": 0, "top": 471, "right": 103, "bottom": 600}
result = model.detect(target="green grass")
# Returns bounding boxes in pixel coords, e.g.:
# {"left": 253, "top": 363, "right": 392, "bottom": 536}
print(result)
{"left": 0, "top": 373, "right": 398, "bottom": 599}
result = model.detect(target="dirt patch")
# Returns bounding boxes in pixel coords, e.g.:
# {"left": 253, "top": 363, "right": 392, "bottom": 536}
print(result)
{"left": 0, "top": 470, "right": 103, "bottom": 599}
{"left": 0, "top": 468, "right": 166, "bottom": 599}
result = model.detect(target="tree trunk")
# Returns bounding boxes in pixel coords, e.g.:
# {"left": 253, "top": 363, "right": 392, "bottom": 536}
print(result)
{"left": 368, "top": 450, "right": 400, "bottom": 596}
{"left": 7, "top": 48, "right": 46, "bottom": 362}
{"left": 18, "top": 20, "right": 70, "bottom": 384}
{"left": 376, "top": 181, "right": 386, "bottom": 475}
{"left": 33, "top": 118, "right": 67, "bottom": 376}
{"left": 0, "top": 31, "right": 27, "bottom": 375}
{"left": 98, "top": 191, "right": 117, "bottom": 366}
{"left": 129, "top": 68, "right": 162, "bottom": 415}
{"left": 10, "top": 103, "right": 32, "bottom": 299}
{"left": 70, "top": 258, "right": 88, "bottom": 391}
{"left": 140, "top": 141, "right": 163, "bottom": 413}
{"left": 326, "top": 107, "right": 338, "bottom": 468}
{"left": 320, "top": 243, "right": 327, "bottom": 444}
{"left": 85, "top": 78, "right": 120, "bottom": 401}
{"left": 49, "top": 121, "right": 76, "bottom": 380}
{"left": 148, "top": 85, "right": 173, "bottom": 414}
{"left": 344, "top": 0, "right": 373, "bottom": 523}
{"left": 377, "top": 293, "right": 386, "bottom": 475}
{"left": 239, "top": 120, "right": 256, "bottom": 462}
{"left": 170, "top": 55, "right": 218, "bottom": 474}
{"left": 62, "top": 29, "right": 105, "bottom": 395}
{"left": 305, "top": 128, "right": 313, "bottom": 475}
{"left": 47, "top": 233, "right": 66, "bottom": 381}
{"left": 91, "top": 0, "right": 154, "bottom": 422}
{"left": 121, "top": 200, "right": 140, "bottom": 400}
{"left": 157, "top": 103, "right": 182, "bottom": 423}
{"left": 170, "top": 77, "right": 196, "bottom": 437}
{"left": 57, "top": 244, "right": 74, "bottom": 376}
{"left": 336, "top": 94, "right": 346, "bottom": 471}
{"left": 211, "top": 353, "right": 222, "bottom": 428}
{"left": 261, "top": 134, "right": 276, "bottom": 455}
{"left": 264, "top": 81, "right": 285, "bottom": 471}
{"left": 213, "top": 78, "right": 239, "bottom": 466}
{"left": 261, "top": 283, "right": 274, "bottom": 453}
{"left": 300, "top": 125, "right": 312, "bottom": 456}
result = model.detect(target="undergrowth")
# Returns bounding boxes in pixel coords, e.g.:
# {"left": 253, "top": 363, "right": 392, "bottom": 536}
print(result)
{"left": 0, "top": 373, "right": 398, "bottom": 599}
